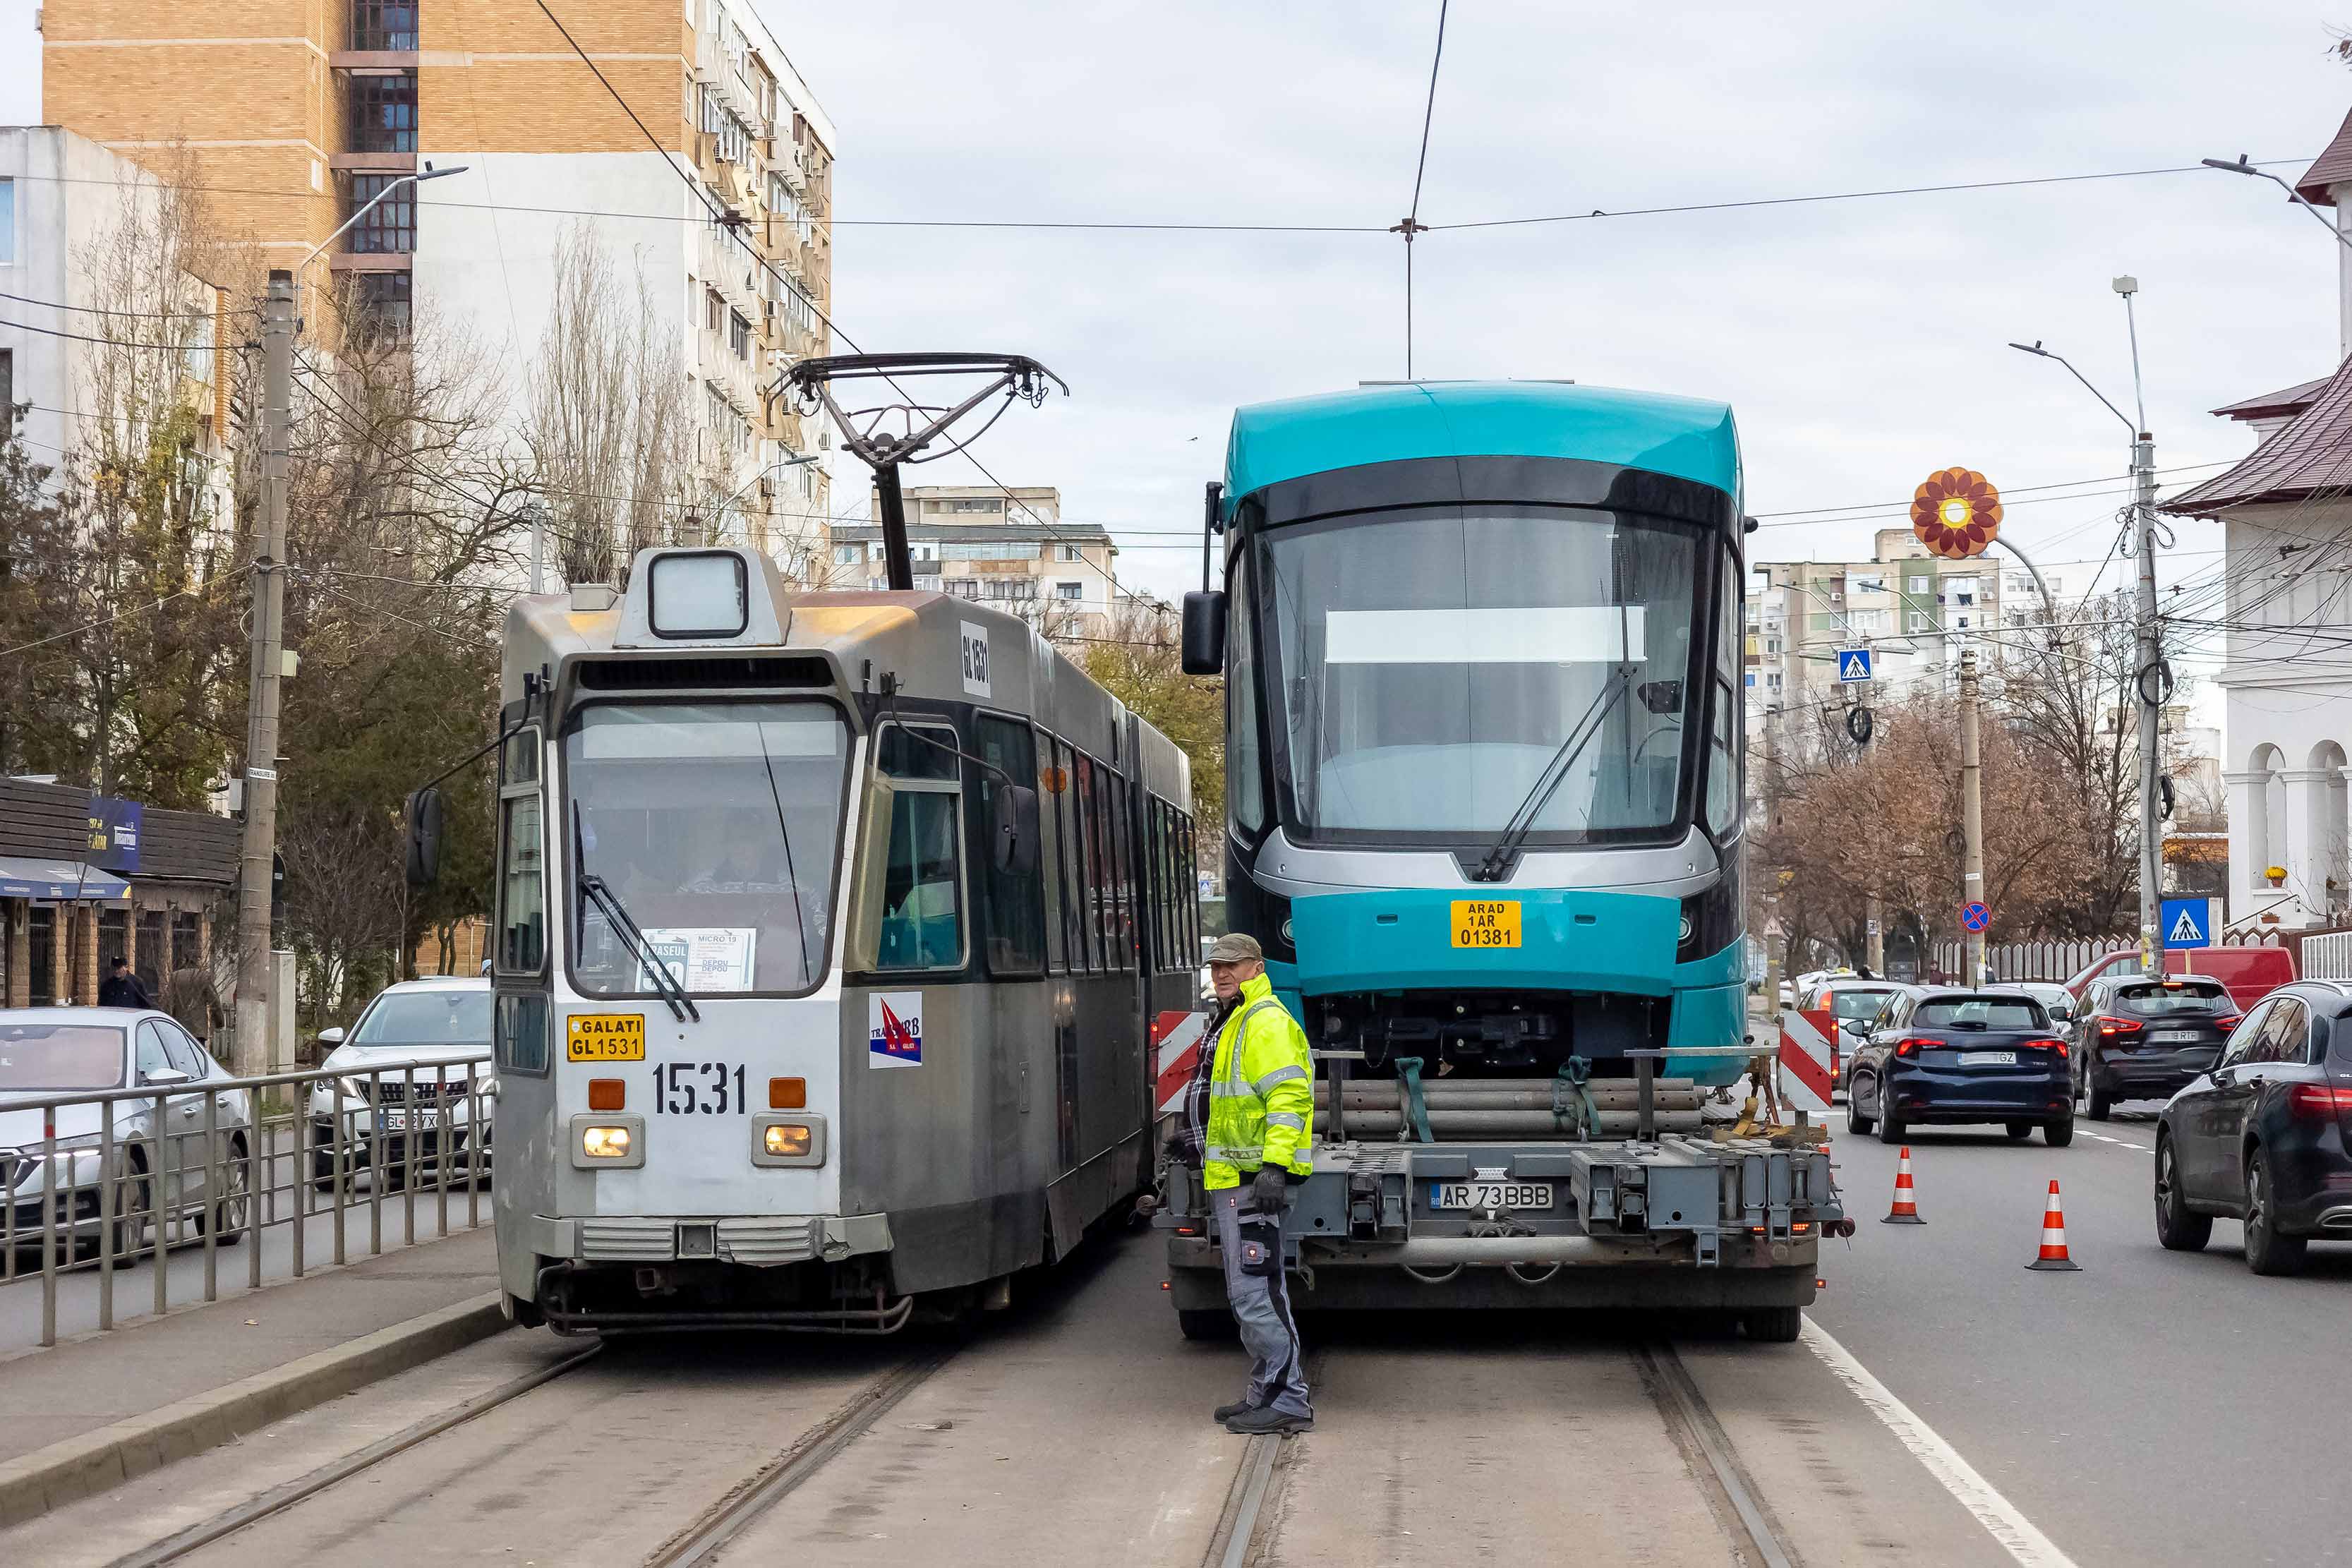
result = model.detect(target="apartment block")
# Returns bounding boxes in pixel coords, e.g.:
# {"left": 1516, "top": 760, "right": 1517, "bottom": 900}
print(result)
{"left": 38, "top": 0, "right": 837, "bottom": 572}
{"left": 829, "top": 487, "right": 1121, "bottom": 648}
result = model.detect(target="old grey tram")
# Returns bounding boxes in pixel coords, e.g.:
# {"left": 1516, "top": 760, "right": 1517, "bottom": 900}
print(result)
{"left": 475, "top": 546, "right": 1200, "bottom": 1332}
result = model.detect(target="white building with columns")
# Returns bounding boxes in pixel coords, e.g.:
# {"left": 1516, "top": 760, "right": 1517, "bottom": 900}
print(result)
{"left": 2160, "top": 109, "right": 2352, "bottom": 933}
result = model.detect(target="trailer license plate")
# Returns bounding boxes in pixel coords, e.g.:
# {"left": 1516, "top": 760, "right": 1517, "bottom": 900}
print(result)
{"left": 1452, "top": 900, "right": 1521, "bottom": 948}
{"left": 568, "top": 1013, "right": 646, "bottom": 1061}
{"left": 1959, "top": 1050, "right": 2018, "bottom": 1066}
{"left": 1432, "top": 1181, "right": 1552, "bottom": 1211}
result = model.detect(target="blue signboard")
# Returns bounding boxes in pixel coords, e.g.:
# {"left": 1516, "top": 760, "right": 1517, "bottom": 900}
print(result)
{"left": 1836, "top": 648, "right": 1873, "bottom": 683}
{"left": 85, "top": 797, "right": 142, "bottom": 874}
{"left": 2161, "top": 898, "right": 2213, "bottom": 951}
{"left": 1960, "top": 901, "right": 1991, "bottom": 933}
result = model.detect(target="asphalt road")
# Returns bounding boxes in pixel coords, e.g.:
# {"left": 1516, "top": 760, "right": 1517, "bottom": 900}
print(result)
{"left": 1814, "top": 1102, "right": 2352, "bottom": 1567}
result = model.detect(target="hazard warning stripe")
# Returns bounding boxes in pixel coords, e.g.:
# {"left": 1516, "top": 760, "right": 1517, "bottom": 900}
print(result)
{"left": 1152, "top": 1011, "right": 1208, "bottom": 1114}
{"left": 1778, "top": 1008, "right": 1838, "bottom": 1107}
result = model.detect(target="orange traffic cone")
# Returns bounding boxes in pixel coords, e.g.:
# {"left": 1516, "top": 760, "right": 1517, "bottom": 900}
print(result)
{"left": 1881, "top": 1147, "right": 1925, "bottom": 1225}
{"left": 2025, "top": 1179, "right": 2080, "bottom": 1272}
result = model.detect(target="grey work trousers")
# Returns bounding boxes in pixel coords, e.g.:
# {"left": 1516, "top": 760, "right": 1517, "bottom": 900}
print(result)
{"left": 1212, "top": 1186, "right": 1313, "bottom": 1420}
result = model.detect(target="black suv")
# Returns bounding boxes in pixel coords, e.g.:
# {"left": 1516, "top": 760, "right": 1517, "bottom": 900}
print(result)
{"left": 2070, "top": 975, "right": 2241, "bottom": 1120}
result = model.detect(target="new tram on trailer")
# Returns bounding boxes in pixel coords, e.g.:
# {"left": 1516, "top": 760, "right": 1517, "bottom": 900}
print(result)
{"left": 1163, "top": 380, "right": 1844, "bottom": 1335}
{"left": 486, "top": 549, "right": 1201, "bottom": 1332}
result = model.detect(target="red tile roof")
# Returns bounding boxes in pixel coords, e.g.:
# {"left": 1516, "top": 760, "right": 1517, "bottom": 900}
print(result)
{"left": 2161, "top": 352, "right": 2352, "bottom": 517}
{"left": 2298, "top": 107, "right": 2352, "bottom": 205}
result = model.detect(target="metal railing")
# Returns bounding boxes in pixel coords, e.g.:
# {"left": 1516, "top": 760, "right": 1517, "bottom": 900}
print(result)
{"left": 2, "top": 1056, "right": 491, "bottom": 1348}
{"left": 1929, "top": 937, "right": 2123, "bottom": 984}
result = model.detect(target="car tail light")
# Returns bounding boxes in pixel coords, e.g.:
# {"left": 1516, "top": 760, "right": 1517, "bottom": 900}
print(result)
{"left": 2212, "top": 1014, "right": 2242, "bottom": 1034}
{"left": 2025, "top": 1038, "right": 2070, "bottom": 1059}
{"left": 2097, "top": 1015, "right": 2145, "bottom": 1041}
{"left": 2287, "top": 1084, "right": 2352, "bottom": 1120}
{"left": 1894, "top": 1038, "right": 1936, "bottom": 1058}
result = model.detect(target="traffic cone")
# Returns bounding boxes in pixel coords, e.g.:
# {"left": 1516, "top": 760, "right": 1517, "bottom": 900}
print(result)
{"left": 2025, "top": 1179, "right": 2080, "bottom": 1272}
{"left": 1881, "top": 1147, "right": 1925, "bottom": 1224}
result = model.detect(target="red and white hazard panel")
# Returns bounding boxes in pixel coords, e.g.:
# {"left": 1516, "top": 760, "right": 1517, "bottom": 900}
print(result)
{"left": 1777, "top": 1007, "right": 1839, "bottom": 1113}
{"left": 1152, "top": 1010, "right": 1208, "bottom": 1116}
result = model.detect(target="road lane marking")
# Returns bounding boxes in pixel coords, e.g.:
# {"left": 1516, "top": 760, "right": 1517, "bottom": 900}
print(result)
{"left": 1802, "top": 1320, "right": 2080, "bottom": 1568}
{"left": 2077, "top": 1130, "right": 2151, "bottom": 1152}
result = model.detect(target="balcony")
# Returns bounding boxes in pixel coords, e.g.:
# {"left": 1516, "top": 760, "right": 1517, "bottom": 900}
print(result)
{"left": 696, "top": 329, "right": 762, "bottom": 420}
{"left": 695, "top": 30, "right": 772, "bottom": 141}
{"left": 699, "top": 226, "right": 764, "bottom": 330}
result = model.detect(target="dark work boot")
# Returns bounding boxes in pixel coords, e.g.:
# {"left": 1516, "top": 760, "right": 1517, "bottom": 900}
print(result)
{"left": 1212, "top": 1397, "right": 1260, "bottom": 1423}
{"left": 1223, "top": 1405, "right": 1313, "bottom": 1436}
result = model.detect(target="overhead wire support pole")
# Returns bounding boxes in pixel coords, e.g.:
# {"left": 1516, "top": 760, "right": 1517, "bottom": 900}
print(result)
{"left": 235, "top": 270, "right": 294, "bottom": 1078}
{"left": 1393, "top": 0, "right": 1448, "bottom": 380}
{"left": 2118, "top": 275, "right": 2162, "bottom": 977}
{"left": 1958, "top": 648, "right": 1986, "bottom": 990}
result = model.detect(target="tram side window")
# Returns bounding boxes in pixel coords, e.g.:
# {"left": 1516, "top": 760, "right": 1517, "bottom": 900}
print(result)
{"left": 1051, "top": 737, "right": 1088, "bottom": 972}
{"left": 496, "top": 728, "right": 544, "bottom": 972}
{"left": 1181, "top": 816, "right": 1201, "bottom": 957}
{"left": 1228, "top": 555, "right": 1266, "bottom": 833}
{"left": 1038, "top": 734, "right": 1066, "bottom": 972}
{"left": 1071, "top": 750, "right": 1101, "bottom": 971}
{"left": 974, "top": 715, "right": 1046, "bottom": 975}
{"left": 874, "top": 723, "right": 964, "bottom": 971}
{"left": 1705, "top": 545, "right": 1743, "bottom": 841}
{"left": 1145, "top": 800, "right": 1167, "bottom": 972}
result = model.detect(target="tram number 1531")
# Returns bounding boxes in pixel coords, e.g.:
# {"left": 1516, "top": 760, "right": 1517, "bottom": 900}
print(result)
{"left": 656, "top": 1061, "right": 747, "bottom": 1115}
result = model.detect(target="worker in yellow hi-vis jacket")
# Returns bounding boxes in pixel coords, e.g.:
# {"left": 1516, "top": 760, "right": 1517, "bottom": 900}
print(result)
{"left": 1196, "top": 931, "right": 1315, "bottom": 1435}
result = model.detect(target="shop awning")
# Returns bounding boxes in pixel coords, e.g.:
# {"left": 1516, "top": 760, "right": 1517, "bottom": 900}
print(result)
{"left": 0, "top": 857, "right": 132, "bottom": 901}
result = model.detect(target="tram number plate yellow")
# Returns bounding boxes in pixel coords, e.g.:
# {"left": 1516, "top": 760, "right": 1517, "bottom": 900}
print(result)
{"left": 1451, "top": 900, "right": 1521, "bottom": 948}
{"left": 567, "top": 1014, "right": 646, "bottom": 1061}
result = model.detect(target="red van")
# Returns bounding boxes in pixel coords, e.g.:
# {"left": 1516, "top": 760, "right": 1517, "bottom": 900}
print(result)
{"left": 2063, "top": 946, "right": 2295, "bottom": 1015}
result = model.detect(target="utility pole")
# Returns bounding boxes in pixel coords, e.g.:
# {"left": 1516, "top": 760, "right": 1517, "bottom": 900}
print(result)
{"left": 2118, "top": 276, "right": 2162, "bottom": 977}
{"left": 234, "top": 270, "right": 294, "bottom": 1078}
{"left": 526, "top": 500, "right": 547, "bottom": 596}
{"left": 1866, "top": 888, "right": 1885, "bottom": 976}
{"left": 1958, "top": 647, "right": 1986, "bottom": 990}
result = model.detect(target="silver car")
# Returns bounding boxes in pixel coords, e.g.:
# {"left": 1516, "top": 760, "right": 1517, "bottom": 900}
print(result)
{"left": 1, "top": 1008, "right": 254, "bottom": 1258}
{"left": 306, "top": 977, "right": 493, "bottom": 1191}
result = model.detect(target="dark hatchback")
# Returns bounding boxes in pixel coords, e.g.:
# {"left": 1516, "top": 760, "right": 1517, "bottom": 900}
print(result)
{"left": 2070, "top": 975, "right": 2241, "bottom": 1120}
{"left": 2155, "top": 979, "right": 2352, "bottom": 1274}
{"left": 1845, "top": 987, "right": 2074, "bottom": 1147}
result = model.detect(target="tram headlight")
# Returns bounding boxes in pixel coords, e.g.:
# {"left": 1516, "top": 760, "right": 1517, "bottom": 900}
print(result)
{"left": 581, "top": 1125, "right": 633, "bottom": 1159}
{"left": 763, "top": 1123, "right": 813, "bottom": 1158}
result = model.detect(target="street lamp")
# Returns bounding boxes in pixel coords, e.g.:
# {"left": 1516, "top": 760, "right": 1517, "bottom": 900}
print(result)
{"left": 707, "top": 450, "right": 822, "bottom": 545}
{"left": 296, "top": 162, "right": 469, "bottom": 318}
{"left": 2200, "top": 153, "right": 2352, "bottom": 253}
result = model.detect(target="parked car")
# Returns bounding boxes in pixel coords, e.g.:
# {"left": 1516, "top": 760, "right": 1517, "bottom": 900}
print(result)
{"left": 2064, "top": 946, "right": 2293, "bottom": 1015}
{"left": 2070, "top": 975, "right": 2239, "bottom": 1119}
{"left": 1, "top": 1008, "right": 253, "bottom": 1257}
{"left": 1799, "top": 978, "right": 1905, "bottom": 1092}
{"left": 308, "top": 977, "right": 493, "bottom": 1190}
{"left": 1843, "top": 986, "right": 2074, "bottom": 1146}
{"left": 2154, "top": 979, "right": 2352, "bottom": 1274}
{"left": 2015, "top": 982, "right": 2076, "bottom": 1025}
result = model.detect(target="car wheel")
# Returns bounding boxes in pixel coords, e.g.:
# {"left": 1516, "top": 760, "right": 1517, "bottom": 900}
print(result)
{"left": 2087, "top": 1080, "right": 2113, "bottom": 1121}
{"left": 1176, "top": 1308, "right": 1237, "bottom": 1341}
{"left": 1740, "top": 1305, "right": 1803, "bottom": 1344}
{"left": 2243, "top": 1149, "right": 2308, "bottom": 1277}
{"left": 2153, "top": 1135, "right": 2211, "bottom": 1252}
{"left": 311, "top": 1146, "right": 341, "bottom": 1193}
{"left": 2043, "top": 1116, "right": 2074, "bottom": 1148}
{"left": 109, "top": 1157, "right": 150, "bottom": 1265}
{"left": 1876, "top": 1098, "right": 1906, "bottom": 1145}
{"left": 1846, "top": 1077, "right": 1876, "bottom": 1135}
{"left": 2005, "top": 1121, "right": 2033, "bottom": 1140}
{"left": 200, "top": 1140, "right": 251, "bottom": 1241}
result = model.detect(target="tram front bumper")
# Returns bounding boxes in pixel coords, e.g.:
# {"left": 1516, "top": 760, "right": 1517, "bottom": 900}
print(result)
{"left": 521, "top": 1211, "right": 893, "bottom": 1268}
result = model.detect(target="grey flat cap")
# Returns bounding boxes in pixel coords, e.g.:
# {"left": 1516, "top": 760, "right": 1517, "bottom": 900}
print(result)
{"left": 1205, "top": 932, "right": 1265, "bottom": 964}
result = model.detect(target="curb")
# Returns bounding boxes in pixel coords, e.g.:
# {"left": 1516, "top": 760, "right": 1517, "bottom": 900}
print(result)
{"left": 0, "top": 1290, "right": 507, "bottom": 1528}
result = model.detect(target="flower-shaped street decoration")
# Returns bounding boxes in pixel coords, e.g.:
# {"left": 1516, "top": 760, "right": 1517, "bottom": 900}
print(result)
{"left": 1910, "top": 467, "right": 2003, "bottom": 560}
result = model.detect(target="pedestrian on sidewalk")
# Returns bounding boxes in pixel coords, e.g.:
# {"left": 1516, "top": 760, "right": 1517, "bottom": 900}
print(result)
{"left": 1191, "top": 931, "right": 1315, "bottom": 1436}
{"left": 162, "top": 960, "right": 224, "bottom": 1044}
{"left": 98, "top": 956, "right": 152, "bottom": 1010}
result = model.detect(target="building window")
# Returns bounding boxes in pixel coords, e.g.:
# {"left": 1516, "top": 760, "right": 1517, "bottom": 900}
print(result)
{"left": 351, "top": 1, "right": 418, "bottom": 50}
{"left": 1059, "top": 543, "right": 1082, "bottom": 561}
{"left": 1055, "top": 581, "right": 1083, "bottom": 601}
{"left": 943, "top": 577, "right": 979, "bottom": 598}
{"left": 348, "top": 174, "right": 416, "bottom": 253}
{"left": 833, "top": 543, "right": 863, "bottom": 565}
{"left": 1907, "top": 574, "right": 1931, "bottom": 594}
{"left": 729, "top": 309, "right": 752, "bottom": 360}
{"left": 0, "top": 176, "right": 13, "bottom": 264}
{"left": 1, "top": 349, "right": 12, "bottom": 426}
{"left": 351, "top": 73, "right": 418, "bottom": 153}
{"left": 354, "top": 272, "right": 411, "bottom": 339}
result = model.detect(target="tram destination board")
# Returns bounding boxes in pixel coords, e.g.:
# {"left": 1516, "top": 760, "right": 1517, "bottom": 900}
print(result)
{"left": 1452, "top": 900, "right": 1522, "bottom": 948}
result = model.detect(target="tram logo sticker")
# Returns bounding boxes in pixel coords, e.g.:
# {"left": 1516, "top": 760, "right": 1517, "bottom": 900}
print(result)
{"left": 960, "top": 621, "right": 991, "bottom": 698}
{"left": 869, "top": 992, "right": 925, "bottom": 1068}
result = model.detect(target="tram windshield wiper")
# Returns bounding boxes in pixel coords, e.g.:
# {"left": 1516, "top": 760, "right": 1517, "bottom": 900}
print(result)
{"left": 1470, "top": 663, "right": 1635, "bottom": 883}
{"left": 572, "top": 805, "right": 699, "bottom": 1023}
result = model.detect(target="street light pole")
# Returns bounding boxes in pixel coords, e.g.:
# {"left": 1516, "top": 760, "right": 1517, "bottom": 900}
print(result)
{"left": 294, "top": 163, "right": 468, "bottom": 322}
{"left": 234, "top": 271, "right": 294, "bottom": 1077}
{"left": 1959, "top": 647, "right": 1986, "bottom": 989}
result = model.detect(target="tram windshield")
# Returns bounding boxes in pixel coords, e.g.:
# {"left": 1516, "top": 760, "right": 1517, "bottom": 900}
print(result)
{"left": 1260, "top": 508, "right": 1703, "bottom": 843}
{"left": 565, "top": 701, "right": 850, "bottom": 996}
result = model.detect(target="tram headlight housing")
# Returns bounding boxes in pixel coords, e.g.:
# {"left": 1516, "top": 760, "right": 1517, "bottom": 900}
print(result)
{"left": 581, "top": 1125, "right": 632, "bottom": 1159}
{"left": 751, "top": 1112, "right": 826, "bottom": 1168}
{"left": 763, "top": 1123, "right": 812, "bottom": 1158}
{"left": 567, "top": 1114, "right": 644, "bottom": 1169}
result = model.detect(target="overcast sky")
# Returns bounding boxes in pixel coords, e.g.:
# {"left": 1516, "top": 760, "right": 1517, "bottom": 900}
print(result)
{"left": 6, "top": 1, "right": 2351, "bottom": 662}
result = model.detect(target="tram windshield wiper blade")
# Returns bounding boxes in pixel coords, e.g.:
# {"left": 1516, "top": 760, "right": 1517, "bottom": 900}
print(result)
{"left": 572, "top": 806, "right": 698, "bottom": 1023}
{"left": 1471, "top": 663, "right": 1635, "bottom": 883}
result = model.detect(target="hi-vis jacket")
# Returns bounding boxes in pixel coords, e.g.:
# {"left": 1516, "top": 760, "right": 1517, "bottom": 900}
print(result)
{"left": 1204, "top": 973, "right": 1315, "bottom": 1192}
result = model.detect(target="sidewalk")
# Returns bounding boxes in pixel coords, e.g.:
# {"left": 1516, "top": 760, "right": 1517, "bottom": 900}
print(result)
{"left": 0, "top": 1226, "right": 505, "bottom": 1524}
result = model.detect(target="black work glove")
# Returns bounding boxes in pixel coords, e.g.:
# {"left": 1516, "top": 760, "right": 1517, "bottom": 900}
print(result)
{"left": 1250, "top": 1166, "right": 1289, "bottom": 1212}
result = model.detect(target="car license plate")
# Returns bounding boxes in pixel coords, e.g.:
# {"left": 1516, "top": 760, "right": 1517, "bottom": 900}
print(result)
{"left": 1959, "top": 1050, "right": 2018, "bottom": 1067}
{"left": 568, "top": 1013, "right": 646, "bottom": 1061}
{"left": 377, "top": 1107, "right": 439, "bottom": 1132}
{"left": 1431, "top": 1181, "right": 1552, "bottom": 1211}
{"left": 2150, "top": 1029, "right": 2201, "bottom": 1044}
{"left": 1452, "top": 900, "right": 1521, "bottom": 948}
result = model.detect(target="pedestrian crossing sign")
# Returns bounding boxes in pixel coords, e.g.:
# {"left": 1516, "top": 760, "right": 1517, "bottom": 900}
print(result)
{"left": 2161, "top": 898, "right": 2212, "bottom": 950}
{"left": 1836, "top": 649, "right": 1873, "bottom": 682}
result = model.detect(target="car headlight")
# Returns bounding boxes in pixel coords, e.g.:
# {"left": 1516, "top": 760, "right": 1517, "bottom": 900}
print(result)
{"left": 335, "top": 1075, "right": 368, "bottom": 1104}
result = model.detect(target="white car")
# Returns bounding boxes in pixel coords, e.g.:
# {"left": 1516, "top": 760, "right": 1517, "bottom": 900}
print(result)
{"left": 307, "top": 977, "right": 493, "bottom": 1190}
